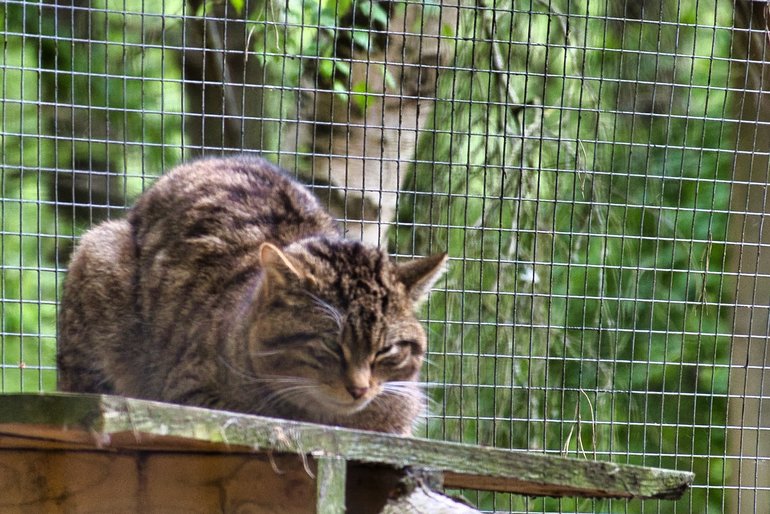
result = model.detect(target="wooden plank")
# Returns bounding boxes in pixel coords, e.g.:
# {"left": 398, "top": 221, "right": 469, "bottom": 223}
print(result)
{"left": 0, "top": 446, "right": 395, "bottom": 513}
{"left": 0, "top": 449, "right": 317, "bottom": 513}
{"left": 0, "top": 393, "right": 693, "bottom": 499}
{"left": 316, "top": 456, "right": 346, "bottom": 514}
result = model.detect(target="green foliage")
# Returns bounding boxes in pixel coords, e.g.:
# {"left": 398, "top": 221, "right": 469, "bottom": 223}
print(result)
{"left": 0, "top": 175, "right": 59, "bottom": 392}
{"left": 1, "top": 5, "right": 59, "bottom": 391}
{"left": 394, "top": 0, "right": 734, "bottom": 512}
{"left": 244, "top": 0, "right": 392, "bottom": 101}
{"left": 1, "top": 1, "right": 184, "bottom": 390}
{"left": 239, "top": 0, "right": 427, "bottom": 121}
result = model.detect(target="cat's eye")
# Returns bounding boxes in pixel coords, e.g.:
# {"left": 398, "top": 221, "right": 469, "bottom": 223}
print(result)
{"left": 376, "top": 341, "right": 418, "bottom": 359}
{"left": 375, "top": 345, "right": 395, "bottom": 357}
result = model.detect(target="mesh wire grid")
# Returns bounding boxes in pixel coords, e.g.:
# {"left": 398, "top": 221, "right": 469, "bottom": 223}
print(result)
{"left": 1, "top": 0, "right": 769, "bottom": 512}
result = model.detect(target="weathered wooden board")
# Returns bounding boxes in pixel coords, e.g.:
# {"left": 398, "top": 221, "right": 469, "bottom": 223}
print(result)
{"left": 0, "top": 393, "right": 694, "bottom": 501}
{"left": 0, "top": 450, "right": 317, "bottom": 513}
{"left": 0, "top": 448, "right": 415, "bottom": 513}
{"left": 317, "top": 456, "right": 347, "bottom": 514}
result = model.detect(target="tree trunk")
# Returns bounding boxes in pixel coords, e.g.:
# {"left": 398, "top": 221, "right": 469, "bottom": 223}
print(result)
{"left": 179, "top": 1, "right": 458, "bottom": 245}
{"left": 180, "top": 0, "right": 271, "bottom": 156}
{"left": 727, "top": 3, "right": 770, "bottom": 513}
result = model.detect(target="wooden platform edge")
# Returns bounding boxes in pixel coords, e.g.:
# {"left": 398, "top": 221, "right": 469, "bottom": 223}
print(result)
{"left": 0, "top": 393, "right": 693, "bottom": 500}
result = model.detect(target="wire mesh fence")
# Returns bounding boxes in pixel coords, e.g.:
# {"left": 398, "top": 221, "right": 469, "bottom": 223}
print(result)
{"left": 1, "top": 0, "right": 769, "bottom": 512}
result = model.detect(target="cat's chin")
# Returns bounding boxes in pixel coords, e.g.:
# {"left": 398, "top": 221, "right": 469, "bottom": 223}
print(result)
{"left": 330, "top": 400, "right": 372, "bottom": 416}
{"left": 302, "top": 390, "right": 374, "bottom": 417}
{"left": 319, "top": 396, "right": 373, "bottom": 416}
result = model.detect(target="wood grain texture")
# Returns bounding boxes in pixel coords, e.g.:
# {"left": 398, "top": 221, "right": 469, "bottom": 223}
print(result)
{"left": 316, "top": 457, "right": 347, "bottom": 514}
{"left": 0, "top": 393, "right": 694, "bottom": 500}
{"left": 0, "top": 450, "right": 316, "bottom": 513}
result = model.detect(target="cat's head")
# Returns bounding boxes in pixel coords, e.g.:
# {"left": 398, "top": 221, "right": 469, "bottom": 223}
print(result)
{"left": 245, "top": 237, "right": 446, "bottom": 423}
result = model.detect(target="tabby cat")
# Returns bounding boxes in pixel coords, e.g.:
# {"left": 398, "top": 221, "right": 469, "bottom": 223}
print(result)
{"left": 57, "top": 156, "right": 446, "bottom": 435}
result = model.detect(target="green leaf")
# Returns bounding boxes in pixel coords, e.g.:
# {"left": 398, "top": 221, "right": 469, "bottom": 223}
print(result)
{"left": 350, "top": 80, "right": 373, "bottom": 112}
{"left": 333, "top": 60, "right": 351, "bottom": 77}
{"left": 358, "top": 0, "right": 389, "bottom": 26}
{"left": 319, "top": 6, "right": 338, "bottom": 28}
{"left": 302, "top": 40, "right": 321, "bottom": 58}
{"left": 351, "top": 29, "right": 371, "bottom": 49}
{"left": 318, "top": 59, "right": 335, "bottom": 80}
{"left": 229, "top": 0, "right": 245, "bottom": 15}
{"left": 336, "top": 0, "right": 353, "bottom": 17}
{"left": 333, "top": 81, "right": 350, "bottom": 105}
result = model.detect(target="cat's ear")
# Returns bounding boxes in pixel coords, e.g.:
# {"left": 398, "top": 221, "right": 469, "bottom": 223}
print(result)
{"left": 397, "top": 253, "right": 448, "bottom": 305}
{"left": 258, "top": 243, "right": 305, "bottom": 294}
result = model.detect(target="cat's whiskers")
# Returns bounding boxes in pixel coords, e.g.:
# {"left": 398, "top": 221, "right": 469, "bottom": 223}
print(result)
{"left": 254, "top": 382, "right": 321, "bottom": 413}
{"left": 315, "top": 343, "right": 340, "bottom": 359}
{"left": 421, "top": 355, "right": 436, "bottom": 368}
{"left": 217, "top": 354, "right": 309, "bottom": 386}
{"left": 249, "top": 349, "right": 290, "bottom": 358}
{"left": 304, "top": 291, "right": 345, "bottom": 330}
{"left": 263, "top": 376, "right": 315, "bottom": 382}
{"left": 377, "top": 382, "right": 437, "bottom": 412}
{"left": 381, "top": 382, "right": 427, "bottom": 401}
{"left": 217, "top": 354, "right": 257, "bottom": 382}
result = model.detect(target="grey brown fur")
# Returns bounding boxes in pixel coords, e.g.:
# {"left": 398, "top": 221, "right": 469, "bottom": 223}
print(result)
{"left": 57, "top": 156, "right": 446, "bottom": 435}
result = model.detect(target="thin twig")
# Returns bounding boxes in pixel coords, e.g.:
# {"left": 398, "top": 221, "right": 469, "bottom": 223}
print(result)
{"left": 205, "top": 16, "right": 242, "bottom": 142}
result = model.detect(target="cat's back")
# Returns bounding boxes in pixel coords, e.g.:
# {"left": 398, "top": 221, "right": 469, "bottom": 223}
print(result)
{"left": 131, "top": 156, "right": 339, "bottom": 251}
{"left": 60, "top": 156, "right": 340, "bottom": 399}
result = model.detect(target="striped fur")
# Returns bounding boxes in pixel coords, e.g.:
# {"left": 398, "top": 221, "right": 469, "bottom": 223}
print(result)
{"left": 58, "top": 156, "right": 446, "bottom": 434}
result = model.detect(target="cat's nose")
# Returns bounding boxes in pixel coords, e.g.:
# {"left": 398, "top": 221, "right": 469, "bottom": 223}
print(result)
{"left": 346, "top": 385, "right": 369, "bottom": 400}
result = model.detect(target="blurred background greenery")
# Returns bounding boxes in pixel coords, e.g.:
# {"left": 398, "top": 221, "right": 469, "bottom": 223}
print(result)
{"left": 0, "top": 0, "right": 755, "bottom": 512}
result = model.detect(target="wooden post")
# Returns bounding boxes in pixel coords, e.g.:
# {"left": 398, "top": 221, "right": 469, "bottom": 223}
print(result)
{"left": 316, "top": 457, "right": 347, "bottom": 514}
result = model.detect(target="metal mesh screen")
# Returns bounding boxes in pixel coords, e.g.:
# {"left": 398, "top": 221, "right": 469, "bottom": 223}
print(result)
{"left": 1, "top": 0, "right": 769, "bottom": 512}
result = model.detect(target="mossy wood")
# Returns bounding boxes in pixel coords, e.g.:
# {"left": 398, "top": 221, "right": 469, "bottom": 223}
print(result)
{"left": 0, "top": 393, "right": 693, "bottom": 512}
